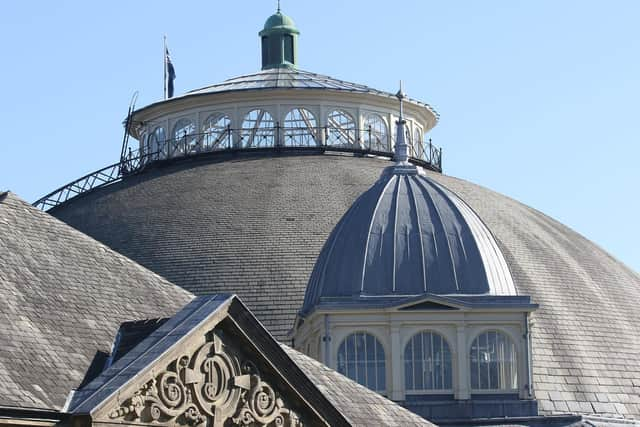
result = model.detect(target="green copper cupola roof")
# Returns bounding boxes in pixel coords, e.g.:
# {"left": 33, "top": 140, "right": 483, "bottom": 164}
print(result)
{"left": 259, "top": 10, "right": 299, "bottom": 70}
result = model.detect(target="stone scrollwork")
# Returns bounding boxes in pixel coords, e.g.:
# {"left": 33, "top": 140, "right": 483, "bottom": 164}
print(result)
{"left": 108, "top": 334, "right": 303, "bottom": 426}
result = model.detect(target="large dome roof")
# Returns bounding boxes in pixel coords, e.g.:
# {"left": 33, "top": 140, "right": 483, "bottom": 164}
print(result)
{"left": 49, "top": 153, "right": 640, "bottom": 419}
{"left": 301, "top": 166, "right": 515, "bottom": 316}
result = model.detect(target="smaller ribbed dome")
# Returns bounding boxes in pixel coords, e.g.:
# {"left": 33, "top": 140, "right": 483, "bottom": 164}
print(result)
{"left": 261, "top": 12, "right": 299, "bottom": 34}
{"left": 301, "top": 166, "right": 516, "bottom": 316}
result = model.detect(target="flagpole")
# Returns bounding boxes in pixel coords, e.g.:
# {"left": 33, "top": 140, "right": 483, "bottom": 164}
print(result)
{"left": 163, "top": 35, "right": 167, "bottom": 100}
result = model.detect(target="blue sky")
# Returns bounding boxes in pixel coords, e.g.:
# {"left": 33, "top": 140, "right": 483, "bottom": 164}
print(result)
{"left": 1, "top": 1, "right": 639, "bottom": 273}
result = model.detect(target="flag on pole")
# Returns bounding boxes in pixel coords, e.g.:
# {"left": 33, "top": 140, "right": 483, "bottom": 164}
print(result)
{"left": 165, "top": 45, "right": 176, "bottom": 99}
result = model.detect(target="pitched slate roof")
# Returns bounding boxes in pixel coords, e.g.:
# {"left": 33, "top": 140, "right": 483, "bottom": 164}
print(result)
{"left": 49, "top": 153, "right": 640, "bottom": 420}
{"left": 0, "top": 192, "right": 193, "bottom": 411}
{"left": 69, "top": 296, "right": 232, "bottom": 415}
{"left": 108, "top": 318, "right": 168, "bottom": 365}
{"left": 69, "top": 294, "right": 433, "bottom": 426}
{"left": 282, "top": 346, "right": 434, "bottom": 427}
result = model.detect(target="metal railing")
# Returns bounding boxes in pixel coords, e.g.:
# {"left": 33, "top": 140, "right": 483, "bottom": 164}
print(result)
{"left": 33, "top": 125, "right": 442, "bottom": 211}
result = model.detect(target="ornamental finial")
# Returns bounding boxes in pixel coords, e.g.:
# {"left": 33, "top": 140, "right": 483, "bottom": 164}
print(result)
{"left": 277, "top": 0, "right": 281, "bottom": 13}
{"left": 394, "top": 80, "right": 409, "bottom": 165}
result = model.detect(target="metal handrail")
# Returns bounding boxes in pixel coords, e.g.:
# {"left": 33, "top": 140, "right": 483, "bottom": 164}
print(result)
{"left": 33, "top": 125, "right": 442, "bottom": 211}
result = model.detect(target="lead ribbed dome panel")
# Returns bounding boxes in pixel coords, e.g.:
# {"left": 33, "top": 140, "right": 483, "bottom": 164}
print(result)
{"left": 301, "top": 167, "right": 516, "bottom": 315}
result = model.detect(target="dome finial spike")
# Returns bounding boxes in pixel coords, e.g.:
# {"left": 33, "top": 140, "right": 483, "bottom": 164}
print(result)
{"left": 394, "top": 80, "right": 410, "bottom": 165}
{"left": 277, "top": 0, "right": 281, "bottom": 13}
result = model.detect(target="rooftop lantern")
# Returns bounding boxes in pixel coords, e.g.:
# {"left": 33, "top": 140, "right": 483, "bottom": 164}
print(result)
{"left": 259, "top": 4, "right": 300, "bottom": 70}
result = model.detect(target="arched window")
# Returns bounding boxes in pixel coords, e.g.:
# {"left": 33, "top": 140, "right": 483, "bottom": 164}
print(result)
{"left": 413, "top": 128, "right": 423, "bottom": 158}
{"left": 202, "top": 113, "right": 231, "bottom": 151}
{"left": 241, "top": 109, "right": 275, "bottom": 148}
{"left": 172, "top": 118, "right": 197, "bottom": 157}
{"left": 337, "top": 332, "right": 386, "bottom": 393}
{"left": 284, "top": 108, "right": 318, "bottom": 147}
{"left": 470, "top": 331, "right": 518, "bottom": 391}
{"left": 404, "top": 332, "right": 452, "bottom": 391}
{"left": 326, "top": 110, "right": 356, "bottom": 147}
{"left": 363, "top": 114, "right": 389, "bottom": 151}
{"left": 148, "top": 127, "right": 166, "bottom": 160}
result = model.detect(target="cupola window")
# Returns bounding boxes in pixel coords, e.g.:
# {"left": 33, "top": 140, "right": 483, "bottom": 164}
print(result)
{"left": 172, "top": 119, "right": 196, "bottom": 156}
{"left": 404, "top": 331, "right": 453, "bottom": 392}
{"left": 363, "top": 114, "right": 389, "bottom": 151}
{"left": 284, "top": 34, "right": 294, "bottom": 63}
{"left": 470, "top": 330, "right": 518, "bottom": 391}
{"left": 148, "top": 127, "right": 166, "bottom": 160}
{"left": 261, "top": 37, "right": 269, "bottom": 68}
{"left": 326, "top": 110, "right": 356, "bottom": 147}
{"left": 241, "top": 109, "right": 275, "bottom": 148}
{"left": 413, "top": 128, "right": 423, "bottom": 158}
{"left": 337, "top": 332, "right": 386, "bottom": 393}
{"left": 284, "top": 108, "right": 318, "bottom": 147}
{"left": 202, "top": 113, "right": 231, "bottom": 151}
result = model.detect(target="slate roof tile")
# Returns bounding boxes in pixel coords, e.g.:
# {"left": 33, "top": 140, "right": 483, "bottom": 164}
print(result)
{"left": 283, "top": 345, "right": 434, "bottom": 427}
{"left": 0, "top": 192, "right": 193, "bottom": 410}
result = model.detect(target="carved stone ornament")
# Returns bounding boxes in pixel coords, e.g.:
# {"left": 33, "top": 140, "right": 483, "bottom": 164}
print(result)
{"left": 108, "top": 334, "right": 303, "bottom": 426}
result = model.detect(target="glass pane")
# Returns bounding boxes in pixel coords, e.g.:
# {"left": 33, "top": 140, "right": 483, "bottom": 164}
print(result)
{"left": 337, "top": 333, "right": 385, "bottom": 393}
{"left": 355, "top": 333, "right": 366, "bottom": 385}
{"left": 444, "top": 344, "right": 453, "bottom": 389}
{"left": 337, "top": 341, "right": 346, "bottom": 375}
{"left": 172, "top": 119, "right": 197, "bottom": 156}
{"left": 404, "top": 339, "right": 414, "bottom": 390}
{"left": 363, "top": 114, "right": 389, "bottom": 151}
{"left": 432, "top": 334, "right": 441, "bottom": 389}
{"left": 470, "top": 349, "right": 479, "bottom": 390}
{"left": 148, "top": 127, "right": 166, "bottom": 160}
{"left": 404, "top": 332, "right": 452, "bottom": 391}
{"left": 202, "top": 114, "right": 231, "bottom": 151}
{"left": 327, "top": 110, "right": 356, "bottom": 147}
{"left": 284, "top": 108, "right": 318, "bottom": 146}
{"left": 415, "top": 334, "right": 424, "bottom": 390}
{"left": 376, "top": 358, "right": 386, "bottom": 392}
{"left": 413, "top": 128, "right": 423, "bottom": 158}
{"left": 470, "top": 331, "right": 517, "bottom": 391}
{"left": 241, "top": 109, "right": 275, "bottom": 148}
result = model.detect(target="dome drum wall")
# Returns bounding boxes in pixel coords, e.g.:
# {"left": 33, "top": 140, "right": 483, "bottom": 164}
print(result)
{"left": 292, "top": 298, "right": 538, "bottom": 421}
{"left": 129, "top": 69, "right": 438, "bottom": 140}
{"left": 131, "top": 85, "right": 439, "bottom": 170}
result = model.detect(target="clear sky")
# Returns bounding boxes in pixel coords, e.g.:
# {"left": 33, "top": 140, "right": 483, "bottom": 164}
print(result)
{"left": 1, "top": 1, "right": 639, "bottom": 273}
